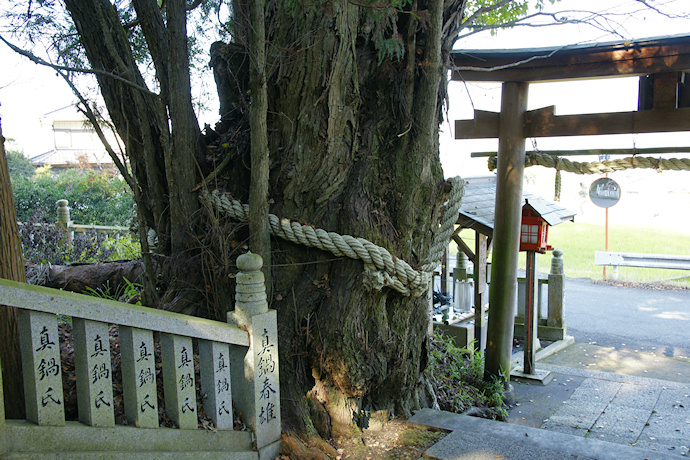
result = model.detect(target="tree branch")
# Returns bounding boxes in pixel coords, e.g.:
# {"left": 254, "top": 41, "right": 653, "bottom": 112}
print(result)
{"left": 452, "top": 47, "right": 561, "bottom": 73}
{"left": 0, "top": 34, "right": 158, "bottom": 96}
{"left": 456, "top": 10, "right": 630, "bottom": 41}
{"left": 461, "top": 0, "right": 514, "bottom": 29}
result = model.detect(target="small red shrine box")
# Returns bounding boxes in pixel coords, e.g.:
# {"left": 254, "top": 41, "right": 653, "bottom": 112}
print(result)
{"left": 520, "top": 202, "right": 553, "bottom": 253}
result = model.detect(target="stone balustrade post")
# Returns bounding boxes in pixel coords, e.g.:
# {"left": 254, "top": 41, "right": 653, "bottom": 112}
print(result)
{"left": 1, "top": 354, "right": 6, "bottom": 456}
{"left": 547, "top": 248, "right": 565, "bottom": 328}
{"left": 227, "top": 253, "right": 281, "bottom": 459}
{"left": 56, "top": 199, "right": 73, "bottom": 248}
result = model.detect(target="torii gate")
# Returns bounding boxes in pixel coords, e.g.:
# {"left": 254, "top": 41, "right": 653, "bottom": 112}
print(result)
{"left": 451, "top": 34, "right": 690, "bottom": 382}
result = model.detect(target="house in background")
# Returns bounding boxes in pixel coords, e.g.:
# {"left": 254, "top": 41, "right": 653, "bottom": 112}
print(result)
{"left": 28, "top": 105, "right": 118, "bottom": 171}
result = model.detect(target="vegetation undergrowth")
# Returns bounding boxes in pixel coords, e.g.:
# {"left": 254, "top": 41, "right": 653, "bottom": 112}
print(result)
{"left": 18, "top": 211, "right": 141, "bottom": 265}
{"left": 9, "top": 162, "right": 134, "bottom": 227}
{"left": 427, "top": 331, "right": 508, "bottom": 421}
{"left": 83, "top": 277, "right": 143, "bottom": 305}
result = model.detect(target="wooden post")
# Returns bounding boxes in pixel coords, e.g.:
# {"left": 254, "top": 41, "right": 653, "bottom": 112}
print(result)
{"left": 485, "top": 81, "right": 529, "bottom": 383}
{"left": 474, "top": 233, "right": 488, "bottom": 352}
{"left": 523, "top": 251, "right": 538, "bottom": 375}
{"left": 440, "top": 246, "right": 449, "bottom": 297}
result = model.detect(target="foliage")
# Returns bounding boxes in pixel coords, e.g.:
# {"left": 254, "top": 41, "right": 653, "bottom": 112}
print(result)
{"left": 426, "top": 331, "right": 508, "bottom": 420}
{"left": 5, "top": 148, "right": 35, "bottom": 182}
{"left": 84, "top": 277, "right": 142, "bottom": 304}
{"left": 11, "top": 167, "right": 134, "bottom": 226}
{"left": 464, "top": 0, "right": 557, "bottom": 30}
{"left": 18, "top": 211, "right": 140, "bottom": 265}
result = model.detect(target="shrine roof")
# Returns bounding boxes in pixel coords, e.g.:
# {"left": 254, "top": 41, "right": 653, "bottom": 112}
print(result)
{"left": 456, "top": 175, "right": 575, "bottom": 236}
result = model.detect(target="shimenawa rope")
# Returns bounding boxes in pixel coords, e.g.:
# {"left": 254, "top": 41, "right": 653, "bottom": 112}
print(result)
{"left": 201, "top": 176, "right": 465, "bottom": 297}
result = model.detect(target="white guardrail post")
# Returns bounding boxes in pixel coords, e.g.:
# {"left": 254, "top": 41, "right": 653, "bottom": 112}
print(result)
{"left": 227, "top": 253, "right": 282, "bottom": 459}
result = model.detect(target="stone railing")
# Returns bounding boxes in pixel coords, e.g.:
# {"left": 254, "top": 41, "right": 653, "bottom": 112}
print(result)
{"left": 0, "top": 253, "right": 281, "bottom": 459}
{"left": 55, "top": 199, "right": 129, "bottom": 244}
{"left": 515, "top": 249, "right": 566, "bottom": 341}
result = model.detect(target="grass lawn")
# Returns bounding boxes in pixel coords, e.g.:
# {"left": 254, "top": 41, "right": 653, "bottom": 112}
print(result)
{"left": 547, "top": 222, "right": 690, "bottom": 286}
{"left": 453, "top": 223, "right": 690, "bottom": 288}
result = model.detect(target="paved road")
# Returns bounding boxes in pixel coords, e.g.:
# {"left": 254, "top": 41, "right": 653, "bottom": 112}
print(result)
{"left": 563, "top": 277, "right": 690, "bottom": 358}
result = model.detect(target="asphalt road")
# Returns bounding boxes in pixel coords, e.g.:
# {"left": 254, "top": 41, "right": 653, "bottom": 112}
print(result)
{"left": 563, "top": 277, "right": 690, "bottom": 358}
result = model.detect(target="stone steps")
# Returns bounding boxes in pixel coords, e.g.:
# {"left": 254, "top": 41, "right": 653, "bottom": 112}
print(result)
{"left": 3, "top": 452, "right": 258, "bottom": 459}
{"left": 408, "top": 409, "right": 686, "bottom": 460}
{"left": 3, "top": 420, "right": 257, "bottom": 459}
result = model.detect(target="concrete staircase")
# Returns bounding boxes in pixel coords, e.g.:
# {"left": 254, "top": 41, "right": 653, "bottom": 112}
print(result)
{"left": 2, "top": 420, "right": 258, "bottom": 459}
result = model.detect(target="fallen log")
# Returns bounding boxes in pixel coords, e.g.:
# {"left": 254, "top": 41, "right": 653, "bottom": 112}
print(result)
{"left": 27, "top": 260, "right": 146, "bottom": 300}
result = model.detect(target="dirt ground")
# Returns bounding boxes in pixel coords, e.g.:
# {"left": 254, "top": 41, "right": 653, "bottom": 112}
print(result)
{"left": 279, "top": 418, "right": 447, "bottom": 459}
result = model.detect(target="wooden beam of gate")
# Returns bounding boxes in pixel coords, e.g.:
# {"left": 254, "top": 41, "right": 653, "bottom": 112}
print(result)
{"left": 451, "top": 35, "right": 690, "bottom": 83}
{"left": 471, "top": 147, "right": 690, "bottom": 158}
{"left": 455, "top": 107, "right": 690, "bottom": 139}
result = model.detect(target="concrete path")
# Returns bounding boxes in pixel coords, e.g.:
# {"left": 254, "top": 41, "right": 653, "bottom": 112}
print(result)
{"left": 411, "top": 348, "right": 690, "bottom": 459}
{"left": 564, "top": 278, "right": 690, "bottom": 359}
{"left": 410, "top": 408, "right": 668, "bottom": 460}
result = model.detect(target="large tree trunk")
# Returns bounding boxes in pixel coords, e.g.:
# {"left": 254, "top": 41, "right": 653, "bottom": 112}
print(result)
{"left": 60, "top": 0, "right": 467, "bottom": 434}
{"left": 213, "top": 0, "right": 466, "bottom": 432}
{"left": 0, "top": 117, "right": 26, "bottom": 419}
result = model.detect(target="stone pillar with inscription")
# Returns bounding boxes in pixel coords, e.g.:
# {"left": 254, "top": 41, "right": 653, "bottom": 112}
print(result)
{"left": 18, "top": 311, "right": 64, "bottom": 426}
{"left": 228, "top": 253, "right": 281, "bottom": 459}
{"left": 547, "top": 249, "right": 565, "bottom": 330}
{"left": 73, "top": 319, "right": 114, "bottom": 427}
{"left": 120, "top": 327, "right": 159, "bottom": 428}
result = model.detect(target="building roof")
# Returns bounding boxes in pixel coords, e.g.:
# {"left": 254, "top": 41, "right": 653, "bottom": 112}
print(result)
{"left": 30, "top": 148, "right": 113, "bottom": 168}
{"left": 456, "top": 175, "right": 575, "bottom": 236}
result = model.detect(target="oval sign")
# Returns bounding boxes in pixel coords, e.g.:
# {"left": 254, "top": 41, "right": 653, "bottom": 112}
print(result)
{"left": 589, "top": 177, "right": 621, "bottom": 208}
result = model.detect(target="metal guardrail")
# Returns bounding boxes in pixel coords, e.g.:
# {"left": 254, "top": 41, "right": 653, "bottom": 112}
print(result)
{"left": 594, "top": 251, "right": 690, "bottom": 271}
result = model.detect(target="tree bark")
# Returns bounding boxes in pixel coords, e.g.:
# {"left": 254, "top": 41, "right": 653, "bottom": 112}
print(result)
{"left": 27, "top": 261, "right": 146, "bottom": 296}
{"left": 248, "top": 0, "right": 272, "bottom": 290}
{"left": 63, "top": 0, "right": 172, "bottom": 254}
{"left": 0, "top": 117, "right": 26, "bottom": 419}
{"left": 60, "top": 0, "right": 469, "bottom": 433}
{"left": 166, "top": 0, "right": 202, "bottom": 254}
{"left": 63, "top": 0, "right": 206, "bottom": 312}
{"left": 213, "top": 0, "right": 467, "bottom": 431}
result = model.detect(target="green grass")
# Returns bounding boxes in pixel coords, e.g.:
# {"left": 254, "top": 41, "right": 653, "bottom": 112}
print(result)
{"left": 546, "top": 222, "right": 690, "bottom": 287}
{"left": 452, "top": 224, "right": 690, "bottom": 288}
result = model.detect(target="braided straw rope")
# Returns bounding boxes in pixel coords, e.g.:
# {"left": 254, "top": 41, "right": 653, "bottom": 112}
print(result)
{"left": 488, "top": 152, "right": 690, "bottom": 174}
{"left": 201, "top": 176, "right": 465, "bottom": 297}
